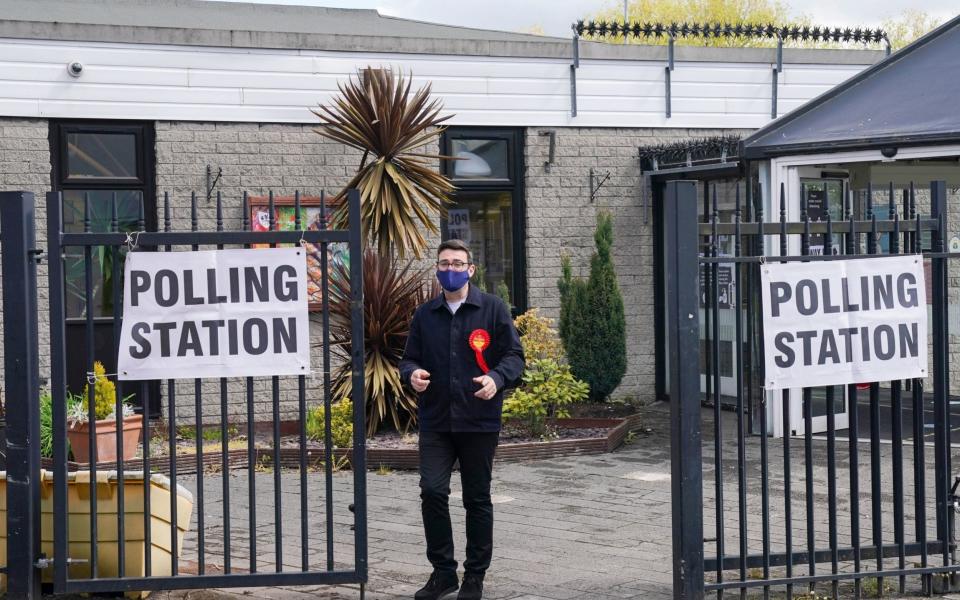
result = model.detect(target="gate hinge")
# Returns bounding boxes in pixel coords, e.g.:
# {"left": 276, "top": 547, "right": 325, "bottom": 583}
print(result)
{"left": 28, "top": 247, "right": 44, "bottom": 264}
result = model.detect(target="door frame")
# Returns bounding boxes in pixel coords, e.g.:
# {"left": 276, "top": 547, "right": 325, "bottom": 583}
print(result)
{"left": 761, "top": 144, "right": 960, "bottom": 436}
{"left": 49, "top": 119, "right": 160, "bottom": 416}
{"left": 440, "top": 126, "right": 527, "bottom": 314}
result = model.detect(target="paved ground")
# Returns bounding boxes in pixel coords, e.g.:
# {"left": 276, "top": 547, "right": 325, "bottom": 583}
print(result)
{"left": 138, "top": 401, "right": 960, "bottom": 600}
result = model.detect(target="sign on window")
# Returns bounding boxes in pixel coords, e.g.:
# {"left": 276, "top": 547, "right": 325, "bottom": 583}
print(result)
{"left": 448, "top": 208, "right": 471, "bottom": 242}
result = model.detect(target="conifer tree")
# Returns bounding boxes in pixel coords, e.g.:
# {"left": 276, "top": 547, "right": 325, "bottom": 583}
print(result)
{"left": 557, "top": 212, "right": 627, "bottom": 401}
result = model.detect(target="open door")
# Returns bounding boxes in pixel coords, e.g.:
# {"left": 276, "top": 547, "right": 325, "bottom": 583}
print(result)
{"left": 778, "top": 170, "right": 851, "bottom": 436}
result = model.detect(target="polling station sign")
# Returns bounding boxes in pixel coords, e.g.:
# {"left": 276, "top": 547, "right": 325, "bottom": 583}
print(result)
{"left": 118, "top": 248, "right": 310, "bottom": 380}
{"left": 761, "top": 255, "right": 927, "bottom": 390}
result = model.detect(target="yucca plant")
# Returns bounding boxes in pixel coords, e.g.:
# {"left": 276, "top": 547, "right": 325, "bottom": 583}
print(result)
{"left": 312, "top": 68, "right": 455, "bottom": 259}
{"left": 328, "top": 249, "right": 438, "bottom": 436}
{"left": 313, "top": 67, "right": 456, "bottom": 437}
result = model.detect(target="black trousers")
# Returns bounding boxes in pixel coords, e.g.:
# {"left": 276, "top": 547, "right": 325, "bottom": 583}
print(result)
{"left": 419, "top": 430, "right": 499, "bottom": 576}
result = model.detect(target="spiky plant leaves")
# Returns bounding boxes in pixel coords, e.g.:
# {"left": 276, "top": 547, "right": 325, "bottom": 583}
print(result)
{"left": 312, "top": 68, "right": 456, "bottom": 259}
{"left": 328, "top": 249, "right": 437, "bottom": 437}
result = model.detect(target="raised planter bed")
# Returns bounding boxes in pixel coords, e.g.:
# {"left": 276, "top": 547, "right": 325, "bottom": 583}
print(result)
{"left": 42, "top": 414, "right": 645, "bottom": 475}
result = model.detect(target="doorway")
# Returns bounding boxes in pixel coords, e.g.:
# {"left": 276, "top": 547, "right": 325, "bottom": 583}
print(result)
{"left": 440, "top": 127, "right": 526, "bottom": 314}
{"left": 50, "top": 120, "right": 159, "bottom": 415}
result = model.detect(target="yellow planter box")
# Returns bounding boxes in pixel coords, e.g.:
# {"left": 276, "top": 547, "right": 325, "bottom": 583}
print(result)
{"left": 0, "top": 469, "right": 194, "bottom": 596}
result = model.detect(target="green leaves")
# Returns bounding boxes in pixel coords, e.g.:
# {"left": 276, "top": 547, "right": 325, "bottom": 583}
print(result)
{"left": 312, "top": 69, "right": 455, "bottom": 259}
{"left": 558, "top": 211, "right": 627, "bottom": 402}
{"left": 306, "top": 398, "right": 354, "bottom": 448}
{"left": 503, "top": 359, "right": 589, "bottom": 438}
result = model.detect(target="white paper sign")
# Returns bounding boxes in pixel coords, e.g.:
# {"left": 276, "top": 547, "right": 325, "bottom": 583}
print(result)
{"left": 118, "top": 248, "right": 311, "bottom": 380}
{"left": 761, "top": 255, "right": 927, "bottom": 390}
{"left": 448, "top": 209, "right": 471, "bottom": 242}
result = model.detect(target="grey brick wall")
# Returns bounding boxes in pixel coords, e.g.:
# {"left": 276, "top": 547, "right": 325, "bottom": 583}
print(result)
{"left": 523, "top": 127, "right": 752, "bottom": 404}
{"left": 155, "top": 121, "right": 441, "bottom": 424}
{"left": 0, "top": 117, "right": 52, "bottom": 404}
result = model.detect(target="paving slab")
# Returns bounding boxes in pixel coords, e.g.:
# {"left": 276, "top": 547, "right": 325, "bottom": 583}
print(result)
{"left": 70, "top": 402, "right": 960, "bottom": 600}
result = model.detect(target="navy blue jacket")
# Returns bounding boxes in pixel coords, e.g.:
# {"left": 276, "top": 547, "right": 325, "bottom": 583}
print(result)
{"left": 400, "top": 284, "right": 525, "bottom": 432}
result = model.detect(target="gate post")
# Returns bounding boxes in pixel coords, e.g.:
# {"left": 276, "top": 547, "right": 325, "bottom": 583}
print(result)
{"left": 0, "top": 191, "right": 42, "bottom": 600}
{"left": 665, "top": 181, "right": 705, "bottom": 600}
{"left": 930, "top": 181, "right": 956, "bottom": 582}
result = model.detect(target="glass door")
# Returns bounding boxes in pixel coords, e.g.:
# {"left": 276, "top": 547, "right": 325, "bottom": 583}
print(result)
{"left": 53, "top": 121, "right": 158, "bottom": 415}
{"left": 787, "top": 174, "right": 850, "bottom": 435}
{"left": 441, "top": 128, "right": 526, "bottom": 314}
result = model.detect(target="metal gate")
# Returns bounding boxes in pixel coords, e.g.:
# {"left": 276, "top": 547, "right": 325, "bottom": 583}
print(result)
{"left": 666, "top": 179, "right": 960, "bottom": 598}
{"left": 0, "top": 189, "right": 366, "bottom": 598}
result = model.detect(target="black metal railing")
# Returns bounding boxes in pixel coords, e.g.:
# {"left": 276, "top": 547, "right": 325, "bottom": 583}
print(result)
{"left": 667, "top": 179, "right": 959, "bottom": 599}
{"left": 0, "top": 188, "right": 366, "bottom": 598}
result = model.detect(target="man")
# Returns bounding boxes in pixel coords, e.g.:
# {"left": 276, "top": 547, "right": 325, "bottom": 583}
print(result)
{"left": 400, "top": 239, "right": 525, "bottom": 600}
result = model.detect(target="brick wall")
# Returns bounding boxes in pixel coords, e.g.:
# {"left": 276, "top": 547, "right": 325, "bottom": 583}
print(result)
{"left": 523, "top": 127, "right": 751, "bottom": 404}
{"left": 154, "top": 121, "right": 441, "bottom": 424}
{"left": 0, "top": 117, "right": 52, "bottom": 403}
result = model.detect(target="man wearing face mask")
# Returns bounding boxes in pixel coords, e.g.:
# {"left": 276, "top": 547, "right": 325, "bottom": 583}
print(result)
{"left": 400, "top": 239, "right": 525, "bottom": 600}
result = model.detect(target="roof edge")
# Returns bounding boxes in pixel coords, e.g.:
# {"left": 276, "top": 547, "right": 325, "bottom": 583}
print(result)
{"left": 742, "top": 132, "right": 960, "bottom": 160}
{"left": 743, "top": 13, "right": 960, "bottom": 156}
{"left": 0, "top": 19, "right": 886, "bottom": 64}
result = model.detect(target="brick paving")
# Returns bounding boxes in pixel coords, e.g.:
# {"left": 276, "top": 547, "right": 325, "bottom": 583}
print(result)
{"left": 149, "top": 401, "right": 960, "bottom": 600}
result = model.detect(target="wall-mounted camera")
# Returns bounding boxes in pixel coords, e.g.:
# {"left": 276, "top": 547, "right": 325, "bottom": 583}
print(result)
{"left": 67, "top": 62, "right": 83, "bottom": 77}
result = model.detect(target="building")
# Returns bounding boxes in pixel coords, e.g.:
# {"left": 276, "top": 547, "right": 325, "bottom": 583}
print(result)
{"left": 0, "top": 0, "right": 887, "bottom": 420}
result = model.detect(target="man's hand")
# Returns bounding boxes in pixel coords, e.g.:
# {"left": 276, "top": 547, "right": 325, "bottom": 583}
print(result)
{"left": 410, "top": 369, "right": 431, "bottom": 392}
{"left": 473, "top": 375, "right": 497, "bottom": 400}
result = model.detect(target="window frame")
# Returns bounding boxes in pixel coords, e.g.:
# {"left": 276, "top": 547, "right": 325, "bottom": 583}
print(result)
{"left": 441, "top": 127, "right": 527, "bottom": 313}
{"left": 56, "top": 122, "right": 149, "bottom": 187}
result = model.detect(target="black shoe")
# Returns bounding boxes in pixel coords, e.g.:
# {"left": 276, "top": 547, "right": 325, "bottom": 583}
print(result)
{"left": 415, "top": 570, "right": 459, "bottom": 600}
{"left": 457, "top": 573, "right": 484, "bottom": 600}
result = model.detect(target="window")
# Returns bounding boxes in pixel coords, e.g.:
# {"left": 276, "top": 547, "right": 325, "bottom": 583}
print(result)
{"left": 441, "top": 128, "right": 525, "bottom": 313}
{"left": 56, "top": 124, "right": 152, "bottom": 318}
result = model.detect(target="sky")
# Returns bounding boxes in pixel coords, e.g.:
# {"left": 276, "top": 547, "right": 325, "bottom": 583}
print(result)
{"left": 211, "top": 0, "right": 958, "bottom": 38}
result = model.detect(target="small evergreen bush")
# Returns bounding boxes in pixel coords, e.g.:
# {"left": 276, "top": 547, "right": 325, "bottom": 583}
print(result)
{"left": 306, "top": 398, "right": 354, "bottom": 448}
{"left": 502, "top": 359, "right": 589, "bottom": 438}
{"left": 82, "top": 361, "right": 118, "bottom": 420}
{"left": 496, "top": 280, "right": 512, "bottom": 310}
{"left": 557, "top": 212, "right": 627, "bottom": 402}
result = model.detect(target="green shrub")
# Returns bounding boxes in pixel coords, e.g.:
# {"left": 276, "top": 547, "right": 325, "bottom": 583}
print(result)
{"left": 306, "top": 398, "right": 354, "bottom": 448}
{"left": 514, "top": 308, "right": 564, "bottom": 362}
{"left": 82, "top": 361, "right": 117, "bottom": 420}
{"left": 40, "top": 390, "right": 53, "bottom": 459}
{"left": 40, "top": 390, "right": 80, "bottom": 459}
{"left": 557, "top": 212, "right": 627, "bottom": 402}
{"left": 472, "top": 262, "right": 489, "bottom": 292}
{"left": 496, "top": 280, "right": 512, "bottom": 310}
{"left": 502, "top": 359, "right": 589, "bottom": 438}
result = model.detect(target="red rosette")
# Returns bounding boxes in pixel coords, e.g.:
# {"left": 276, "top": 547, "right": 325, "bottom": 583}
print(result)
{"left": 468, "top": 329, "right": 491, "bottom": 374}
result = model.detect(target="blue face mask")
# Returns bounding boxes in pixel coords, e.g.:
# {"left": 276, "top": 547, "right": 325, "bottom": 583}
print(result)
{"left": 437, "top": 269, "right": 470, "bottom": 292}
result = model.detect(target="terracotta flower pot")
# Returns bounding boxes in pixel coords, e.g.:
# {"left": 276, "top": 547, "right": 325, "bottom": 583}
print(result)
{"left": 67, "top": 415, "right": 143, "bottom": 464}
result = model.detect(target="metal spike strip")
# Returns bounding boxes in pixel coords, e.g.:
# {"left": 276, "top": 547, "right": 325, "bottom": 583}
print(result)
{"left": 574, "top": 20, "right": 888, "bottom": 45}
{"left": 638, "top": 135, "right": 742, "bottom": 167}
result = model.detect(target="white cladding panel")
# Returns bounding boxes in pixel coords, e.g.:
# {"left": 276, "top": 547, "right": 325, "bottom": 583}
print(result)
{"left": 0, "top": 38, "right": 872, "bottom": 127}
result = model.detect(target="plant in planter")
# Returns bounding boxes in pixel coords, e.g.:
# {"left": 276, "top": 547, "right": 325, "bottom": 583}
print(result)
{"left": 65, "top": 361, "right": 141, "bottom": 464}
{"left": 504, "top": 310, "right": 589, "bottom": 438}
{"left": 502, "top": 359, "right": 589, "bottom": 439}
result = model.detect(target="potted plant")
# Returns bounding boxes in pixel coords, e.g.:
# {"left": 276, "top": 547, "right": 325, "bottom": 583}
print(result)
{"left": 66, "top": 361, "right": 141, "bottom": 464}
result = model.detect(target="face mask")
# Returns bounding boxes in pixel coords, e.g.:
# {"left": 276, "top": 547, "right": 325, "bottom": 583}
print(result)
{"left": 437, "top": 269, "right": 470, "bottom": 292}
